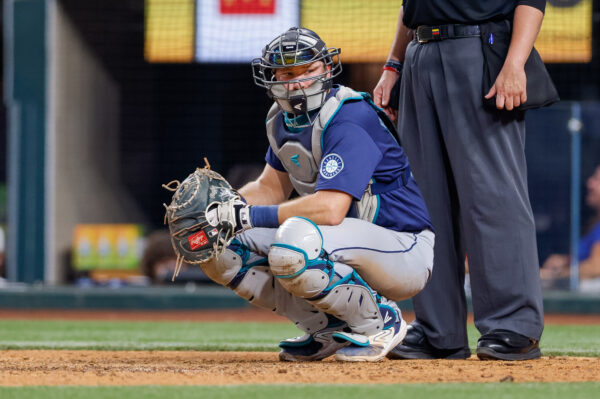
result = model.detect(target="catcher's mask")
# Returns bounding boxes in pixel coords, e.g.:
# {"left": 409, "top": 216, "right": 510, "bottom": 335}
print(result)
{"left": 252, "top": 27, "right": 342, "bottom": 128}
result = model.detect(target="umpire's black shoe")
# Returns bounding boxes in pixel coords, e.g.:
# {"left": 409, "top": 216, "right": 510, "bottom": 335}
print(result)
{"left": 476, "top": 329, "right": 541, "bottom": 361}
{"left": 386, "top": 324, "right": 471, "bottom": 360}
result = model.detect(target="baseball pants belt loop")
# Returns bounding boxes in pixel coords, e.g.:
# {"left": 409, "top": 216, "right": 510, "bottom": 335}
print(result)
{"left": 416, "top": 24, "right": 481, "bottom": 43}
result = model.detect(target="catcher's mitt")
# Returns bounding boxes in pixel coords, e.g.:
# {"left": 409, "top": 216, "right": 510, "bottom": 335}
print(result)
{"left": 162, "top": 162, "right": 239, "bottom": 281}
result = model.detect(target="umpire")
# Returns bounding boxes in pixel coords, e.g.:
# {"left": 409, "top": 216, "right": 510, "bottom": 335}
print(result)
{"left": 374, "top": 1, "right": 547, "bottom": 360}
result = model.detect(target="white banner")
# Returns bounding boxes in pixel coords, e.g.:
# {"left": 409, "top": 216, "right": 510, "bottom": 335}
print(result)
{"left": 196, "top": 0, "right": 300, "bottom": 63}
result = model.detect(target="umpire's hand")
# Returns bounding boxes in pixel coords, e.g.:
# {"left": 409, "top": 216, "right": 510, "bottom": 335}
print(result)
{"left": 484, "top": 4, "right": 544, "bottom": 112}
{"left": 484, "top": 61, "right": 527, "bottom": 111}
{"left": 374, "top": 70, "right": 399, "bottom": 122}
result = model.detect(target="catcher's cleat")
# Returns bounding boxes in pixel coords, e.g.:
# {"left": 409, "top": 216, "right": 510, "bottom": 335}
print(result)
{"left": 279, "top": 323, "right": 349, "bottom": 362}
{"left": 333, "top": 303, "right": 407, "bottom": 362}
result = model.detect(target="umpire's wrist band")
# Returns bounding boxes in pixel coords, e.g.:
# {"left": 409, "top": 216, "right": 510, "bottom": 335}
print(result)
{"left": 249, "top": 205, "right": 280, "bottom": 228}
{"left": 383, "top": 60, "right": 403, "bottom": 74}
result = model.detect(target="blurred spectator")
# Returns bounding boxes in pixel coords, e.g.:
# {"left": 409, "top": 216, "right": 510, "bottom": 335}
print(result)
{"left": 139, "top": 230, "right": 181, "bottom": 284}
{"left": 139, "top": 230, "right": 213, "bottom": 285}
{"left": 541, "top": 166, "right": 600, "bottom": 290}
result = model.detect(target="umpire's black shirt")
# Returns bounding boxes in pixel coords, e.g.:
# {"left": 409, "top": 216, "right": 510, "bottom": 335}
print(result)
{"left": 402, "top": 0, "right": 546, "bottom": 29}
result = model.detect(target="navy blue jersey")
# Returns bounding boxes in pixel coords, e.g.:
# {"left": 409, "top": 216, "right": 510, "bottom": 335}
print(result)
{"left": 265, "top": 87, "right": 432, "bottom": 233}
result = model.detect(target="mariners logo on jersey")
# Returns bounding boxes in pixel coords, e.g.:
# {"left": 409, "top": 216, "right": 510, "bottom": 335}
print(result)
{"left": 320, "top": 153, "right": 344, "bottom": 179}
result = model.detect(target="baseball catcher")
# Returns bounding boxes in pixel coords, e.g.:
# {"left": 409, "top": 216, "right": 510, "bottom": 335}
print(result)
{"left": 164, "top": 28, "right": 434, "bottom": 362}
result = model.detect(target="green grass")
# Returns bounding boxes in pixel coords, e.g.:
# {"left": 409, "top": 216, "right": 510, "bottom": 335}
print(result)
{"left": 0, "top": 320, "right": 598, "bottom": 356}
{"left": 1, "top": 383, "right": 599, "bottom": 399}
{"left": 0, "top": 321, "right": 298, "bottom": 351}
{"left": 0, "top": 321, "right": 598, "bottom": 397}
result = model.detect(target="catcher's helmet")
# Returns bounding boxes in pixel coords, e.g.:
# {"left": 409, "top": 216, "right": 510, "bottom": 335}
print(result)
{"left": 252, "top": 27, "right": 342, "bottom": 128}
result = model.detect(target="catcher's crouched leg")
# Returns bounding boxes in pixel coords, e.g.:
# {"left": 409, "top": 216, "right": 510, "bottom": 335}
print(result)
{"left": 202, "top": 237, "right": 347, "bottom": 361}
{"left": 268, "top": 217, "right": 407, "bottom": 362}
{"left": 268, "top": 217, "right": 381, "bottom": 334}
{"left": 200, "top": 239, "right": 334, "bottom": 329}
{"left": 199, "top": 239, "right": 276, "bottom": 310}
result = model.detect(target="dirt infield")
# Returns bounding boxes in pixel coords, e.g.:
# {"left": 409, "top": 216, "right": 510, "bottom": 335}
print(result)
{"left": 1, "top": 308, "right": 600, "bottom": 324}
{"left": 0, "top": 350, "right": 598, "bottom": 386}
{"left": 0, "top": 308, "right": 599, "bottom": 386}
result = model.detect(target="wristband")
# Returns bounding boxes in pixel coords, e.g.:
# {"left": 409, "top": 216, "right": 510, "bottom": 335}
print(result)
{"left": 382, "top": 66, "right": 400, "bottom": 74}
{"left": 249, "top": 205, "right": 280, "bottom": 228}
{"left": 384, "top": 60, "right": 403, "bottom": 74}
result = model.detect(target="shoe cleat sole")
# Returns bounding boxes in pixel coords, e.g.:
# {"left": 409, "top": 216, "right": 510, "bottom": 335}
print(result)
{"left": 476, "top": 346, "right": 542, "bottom": 361}
{"left": 334, "top": 318, "right": 408, "bottom": 362}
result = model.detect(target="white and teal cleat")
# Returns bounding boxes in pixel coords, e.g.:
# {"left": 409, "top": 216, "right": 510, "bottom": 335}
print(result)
{"left": 333, "top": 305, "right": 408, "bottom": 362}
{"left": 278, "top": 324, "right": 350, "bottom": 362}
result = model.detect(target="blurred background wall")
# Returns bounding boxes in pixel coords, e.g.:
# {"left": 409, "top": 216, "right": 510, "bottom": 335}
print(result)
{"left": 1, "top": 0, "right": 600, "bottom": 286}
{"left": 48, "top": 1, "right": 147, "bottom": 284}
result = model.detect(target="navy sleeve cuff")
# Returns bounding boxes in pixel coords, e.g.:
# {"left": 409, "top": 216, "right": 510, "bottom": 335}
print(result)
{"left": 250, "top": 205, "right": 280, "bottom": 228}
{"left": 517, "top": 0, "right": 546, "bottom": 13}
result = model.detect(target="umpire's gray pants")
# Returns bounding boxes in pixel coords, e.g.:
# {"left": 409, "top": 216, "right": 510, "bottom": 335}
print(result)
{"left": 398, "top": 37, "right": 544, "bottom": 349}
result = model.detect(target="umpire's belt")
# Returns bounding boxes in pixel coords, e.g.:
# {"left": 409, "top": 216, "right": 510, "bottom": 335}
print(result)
{"left": 370, "top": 167, "right": 411, "bottom": 195}
{"left": 416, "top": 24, "right": 480, "bottom": 44}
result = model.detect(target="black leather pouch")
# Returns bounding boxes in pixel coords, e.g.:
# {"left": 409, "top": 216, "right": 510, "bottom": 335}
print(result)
{"left": 479, "top": 20, "right": 559, "bottom": 111}
{"left": 388, "top": 70, "right": 402, "bottom": 111}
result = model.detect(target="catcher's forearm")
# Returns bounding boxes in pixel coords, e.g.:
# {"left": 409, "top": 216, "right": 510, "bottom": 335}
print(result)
{"left": 247, "top": 190, "right": 352, "bottom": 228}
{"left": 277, "top": 190, "right": 352, "bottom": 226}
{"left": 239, "top": 166, "right": 292, "bottom": 205}
{"left": 239, "top": 180, "right": 287, "bottom": 205}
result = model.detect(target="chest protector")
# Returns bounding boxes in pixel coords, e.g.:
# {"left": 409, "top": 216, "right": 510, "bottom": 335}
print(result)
{"left": 266, "top": 86, "right": 400, "bottom": 223}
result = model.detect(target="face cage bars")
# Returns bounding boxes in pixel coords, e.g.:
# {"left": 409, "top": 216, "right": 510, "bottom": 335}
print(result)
{"left": 251, "top": 47, "right": 342, "bottom": 90}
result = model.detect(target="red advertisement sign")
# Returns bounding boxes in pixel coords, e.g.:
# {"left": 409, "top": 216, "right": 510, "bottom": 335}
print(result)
{"left": 220, "top": 0, "right": 276, "bottom": 14}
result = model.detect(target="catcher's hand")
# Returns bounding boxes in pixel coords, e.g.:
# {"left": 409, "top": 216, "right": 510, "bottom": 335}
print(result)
{"left": 162, "top": 163, "right": 241, "bottom": 280}
{"left": 206, "top": 198, "right": 253, "bottom": 234}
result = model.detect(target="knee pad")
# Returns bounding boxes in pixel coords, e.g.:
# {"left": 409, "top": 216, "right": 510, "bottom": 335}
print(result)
{"left": 268, "top": 217, "right": 332, "bottom": 299}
